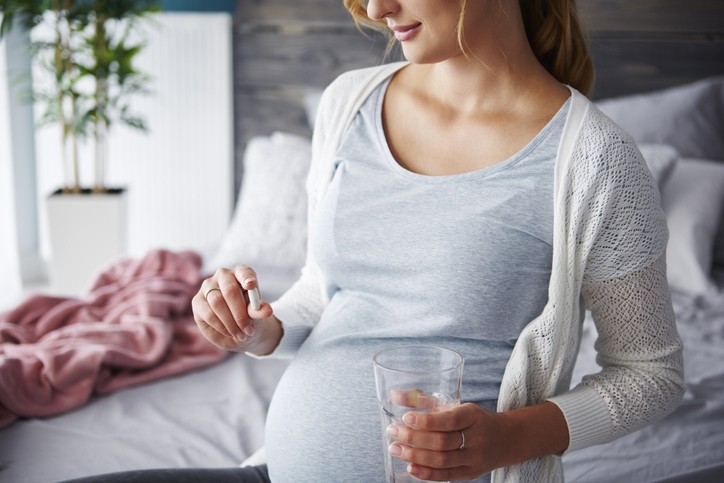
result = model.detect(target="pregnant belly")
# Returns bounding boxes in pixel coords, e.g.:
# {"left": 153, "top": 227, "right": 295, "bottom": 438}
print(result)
{"left": 265, "top": 343, "right": 387, "bottom": 482}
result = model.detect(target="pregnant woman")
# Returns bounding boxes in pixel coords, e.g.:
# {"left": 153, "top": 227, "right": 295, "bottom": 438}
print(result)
{"left": 62, "top": 0, "right": 684, "bottom": 482}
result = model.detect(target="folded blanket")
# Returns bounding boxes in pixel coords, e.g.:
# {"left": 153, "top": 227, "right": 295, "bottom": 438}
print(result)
{"left": 0, "top": 249, "right": 226, "bottom": 428}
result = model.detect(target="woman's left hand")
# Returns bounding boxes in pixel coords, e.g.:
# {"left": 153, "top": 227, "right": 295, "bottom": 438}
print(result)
{"left": 386, "top": 402, "right": 513, "bottom": 482}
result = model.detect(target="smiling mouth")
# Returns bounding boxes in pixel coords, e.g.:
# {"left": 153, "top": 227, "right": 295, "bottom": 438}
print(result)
{"left": 391, "top": 23, "right": 422, "bottom": 42}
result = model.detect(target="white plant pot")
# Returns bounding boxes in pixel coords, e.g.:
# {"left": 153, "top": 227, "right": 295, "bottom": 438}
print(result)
{"left": 46, "top": 188, "right": 128, "bottom": 294}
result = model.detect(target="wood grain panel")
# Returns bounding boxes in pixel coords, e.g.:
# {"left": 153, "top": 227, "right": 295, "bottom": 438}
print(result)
{"left": 236, "top": 0, "right": 352, "bottom": 26}
{"left": 579, "top": 0, "right": 724, "bottom": 34}
{"left": 235, "top": 30, "right": 392, "bottom": 89}
{"left": 590, "top": 35, "right": 724, "bottom": 98}
{"left": 236, "top": 0, "right": 724, "bottom": 34}
{"left": 236, "top": 88, "right": 311, "bottom": 144}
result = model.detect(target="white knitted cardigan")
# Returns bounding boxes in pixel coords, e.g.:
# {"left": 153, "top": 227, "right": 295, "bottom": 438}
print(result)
{"left": 270, "top": 63, "right": 685, "bottom": 482}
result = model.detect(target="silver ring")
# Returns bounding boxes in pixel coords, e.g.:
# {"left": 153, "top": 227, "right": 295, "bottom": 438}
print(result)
{"left": 459, "top": 430, "right": 465, "bottom": 450}
{"left": 204, "top": 288, "right": 222, "bottom": 299}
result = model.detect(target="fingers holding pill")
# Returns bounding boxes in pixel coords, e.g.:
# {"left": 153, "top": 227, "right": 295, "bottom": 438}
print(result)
{"left": 199, "top": 268, "right": 252, "bottom": 342}
{"left": 207, "top": 269, "right": 248, "bottom": 340}
{"left": 192, "top": 264, "right": 274, "bottom": 351}
{"left": 234, "top": 266, "right": 273, "bottom": 320}
{"left": 193, "top": 279, "right": 242, "bottom": 350}
{"left": 193, "top": 290, "right": 232, "bottom": 338}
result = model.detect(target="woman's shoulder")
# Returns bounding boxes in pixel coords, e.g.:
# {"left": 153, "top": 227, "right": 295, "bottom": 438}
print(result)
{"left": 564, "top": 91, "right": 651, "bottom": 182}
{"left": 562, "top": 89, "right": 633, "bottom": 148}
{"left": 327, "top": 61, "right": 408, "bottom": 92}
{"left": 316, "top": 62, "right": 408, "bottom": 117}
{"left": 563, "top": 93, "right": 667, "bottom": 278}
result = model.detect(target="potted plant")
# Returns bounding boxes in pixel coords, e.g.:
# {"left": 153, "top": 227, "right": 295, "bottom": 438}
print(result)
{"left": 2, "top": 0, "right": 85, "bottom": 193}
{"left": 0, "top": 0, "right": 159, "bottom": 293}
{"left": 81, "top": 0, "right": 159, "bottom": 193}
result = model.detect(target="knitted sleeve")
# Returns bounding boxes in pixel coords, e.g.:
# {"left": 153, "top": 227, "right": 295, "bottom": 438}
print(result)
{"left": 581, "top": 254, "right": 684, "bottom": 441}
{"left": 550, "top": 253, "right": 685, "bottom": 451}
{"left": 549, "top": 108, "right": 685, "bottom": 451}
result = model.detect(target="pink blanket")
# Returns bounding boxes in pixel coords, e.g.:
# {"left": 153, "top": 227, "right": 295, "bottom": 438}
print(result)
{"left": 0, "top": 249, "right": 226, "bottom": 428}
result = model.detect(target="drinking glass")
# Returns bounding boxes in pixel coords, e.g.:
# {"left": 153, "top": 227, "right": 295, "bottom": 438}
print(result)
{"left": 373, "top": 345, "right": 464, "bottom": 483}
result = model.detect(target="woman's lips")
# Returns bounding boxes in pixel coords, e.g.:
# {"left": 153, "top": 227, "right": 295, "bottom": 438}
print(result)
{"left": 392, "top": 23, "right": 422, "bottom": 42}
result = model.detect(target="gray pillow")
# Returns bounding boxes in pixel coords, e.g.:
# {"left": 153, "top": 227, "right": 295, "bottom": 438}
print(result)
{"left": 637, "top": 144, "right": 679, "bottom": 191}
{"left": 661, "top": 159, "right": 724, "bottom": 295}
{"left": 596, "top": 77, "right": 724, "bottom": 162}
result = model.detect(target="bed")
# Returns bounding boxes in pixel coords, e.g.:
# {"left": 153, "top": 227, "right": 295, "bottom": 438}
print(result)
{"left": 2, "top": 0, "right": 724, "bottom": 481}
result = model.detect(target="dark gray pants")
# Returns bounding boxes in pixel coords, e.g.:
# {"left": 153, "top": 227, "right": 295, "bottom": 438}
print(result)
{"left": 57, "top": 465, "right": 270, "bottom": 483}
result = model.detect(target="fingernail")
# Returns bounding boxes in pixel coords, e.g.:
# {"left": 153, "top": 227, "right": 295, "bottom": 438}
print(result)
{"left": 386, "top": 424, "right": 399, "bottom": 437}
{"left": 408, "top": 464, "right": 420, "bottom": 477}
{"left": 243, "top": 325, "right": 255, "bottom": 336}
{"left": 388, "top": 443, "right": 402, "bottom": 456}
{"left": 243, "top": 277, "right": 254, "bottom": 287}
{"left": 402, "top": 413, "right": 416, "bottom": 426}
{"left": 235, "top": 333, "right": 247, "bottom": 343}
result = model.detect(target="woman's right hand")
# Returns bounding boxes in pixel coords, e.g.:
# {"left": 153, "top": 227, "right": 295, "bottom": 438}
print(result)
{"left": 192, "top": 264, "right": 281, "bottom": 355}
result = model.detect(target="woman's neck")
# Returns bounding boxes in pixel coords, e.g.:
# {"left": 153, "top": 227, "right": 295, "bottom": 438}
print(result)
{"left": 402, "top": 9, "right": 563, "bottom": 118}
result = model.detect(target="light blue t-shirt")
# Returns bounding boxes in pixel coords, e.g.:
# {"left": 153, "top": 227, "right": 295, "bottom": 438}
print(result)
{"left": 265, "top": 77, "right": 570, "bottom": 482}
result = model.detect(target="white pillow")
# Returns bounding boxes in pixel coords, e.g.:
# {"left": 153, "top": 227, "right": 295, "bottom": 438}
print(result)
{"left": 208, "top": 132, "right": 311, "bottom": 272}
{"left": 596, "top": 77, "right": 724, "bottom": 161}
{"left": 637, "top": 143, "right": 679, "bottom": 191}
{"left": 662, "top": 159, "right": 724, "bottom": 295}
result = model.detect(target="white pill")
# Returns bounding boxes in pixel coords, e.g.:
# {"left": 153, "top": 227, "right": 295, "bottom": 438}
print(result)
{"left": 248, "top": 287, "right": 261, "bottom": 311}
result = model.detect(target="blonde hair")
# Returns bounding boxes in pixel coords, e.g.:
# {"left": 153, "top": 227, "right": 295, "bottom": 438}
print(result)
{"left": 519, "top": 0, "right": 595, "bottom": 96}
{"left": 342, "top": 0, "right": 595, "bottom": 96}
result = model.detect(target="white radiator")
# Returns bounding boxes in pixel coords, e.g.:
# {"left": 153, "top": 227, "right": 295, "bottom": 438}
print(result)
{"left": 33, "top": 13, "right": 234, "bottom": 262}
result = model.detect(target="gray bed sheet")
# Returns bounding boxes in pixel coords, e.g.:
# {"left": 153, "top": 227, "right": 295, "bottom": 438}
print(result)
{"left": 562, "top": 291, "right": 724, "bottom": 482}
{"left": 0, "top": 354, "right": 289, "bottom": 483}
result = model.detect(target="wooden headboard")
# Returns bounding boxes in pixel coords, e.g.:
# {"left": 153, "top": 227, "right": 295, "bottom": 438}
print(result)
{"left": 232, "top": 0, "right": 724, "bottom": 192}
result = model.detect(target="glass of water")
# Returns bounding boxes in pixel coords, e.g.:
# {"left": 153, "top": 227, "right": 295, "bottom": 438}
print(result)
{"left": 373, "top": 345, "right": 464, "bottom": 483}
